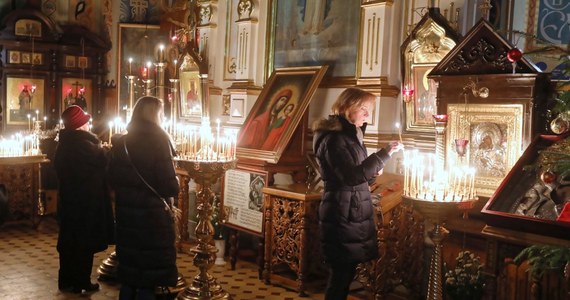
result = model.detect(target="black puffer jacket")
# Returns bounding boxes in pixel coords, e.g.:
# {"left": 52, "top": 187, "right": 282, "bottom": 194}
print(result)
{"left": 54, "top": 129, "right": 114, "bottom": 253}
{"left": 107, "top": 120, "right": 179, "bottom": 288}
{"left": 313, "top": 115, "right": 390, "bottom": 264}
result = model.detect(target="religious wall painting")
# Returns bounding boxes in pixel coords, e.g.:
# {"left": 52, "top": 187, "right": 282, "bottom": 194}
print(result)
{"left": 178, "top": 53, "right": 202, "bottom": 120}
{"left": 118, "top": 0, "right": 162, "bottom": 23}
{"left": 61, "top": 78, "right": 93, "bottom": 113}
{"left": 6, "top": 77, "right": 45, "bottom": 125}
{"left": 21, "top": 53, "right": 31, "bottom": 64}
{"left": 78, "top": 56, "right": 88, "bottom": 69}
{"left": 236, "top": 65, "right": 327, "bottom": 164}
{"left": 68, "top": 0, "right": 98, "bottom": 33}
{"left": 65, "top": 55, "right": 76, "bottom": 68}
{"left": 9, "top": 51, "right": 20, "bottom": 64}
{"left": 14, "top": 19, "right": 41, "bottom": 37}
{"left": 446, "top": 103, "right": 524, "bottom": 197}
{"left": 524, "top": 0, "right": 570, "bottom": 78}
{"left": 525, "top": 0, "right": 570, "bottom": 51}
{"left": 32, "top": 53, "right": 42, "bottom": 65}
{"left": 268, "top": 0, "right": 359, "bottom": 83}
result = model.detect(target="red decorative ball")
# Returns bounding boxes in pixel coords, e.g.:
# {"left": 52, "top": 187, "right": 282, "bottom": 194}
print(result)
{"left": 507, "top": 48, "right": 523, "bottom": 62}
{"left": 540, "top": 170, "right": 557, "bottom": 184}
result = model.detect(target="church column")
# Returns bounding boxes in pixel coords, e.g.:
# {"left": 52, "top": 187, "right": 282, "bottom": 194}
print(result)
{"left": 224, "top": 0, "right": 262, "bottom": 125}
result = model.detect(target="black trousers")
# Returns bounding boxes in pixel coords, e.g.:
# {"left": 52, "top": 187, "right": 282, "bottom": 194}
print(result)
{"left": 58, "top": 249, "right": 94, "bottom": 289}
{"left": 325, "top": 261, "right": 358, "bottom": 300}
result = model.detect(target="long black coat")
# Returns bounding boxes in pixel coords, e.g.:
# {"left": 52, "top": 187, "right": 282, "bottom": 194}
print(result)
{"left": 54, "top": 129, "right": 114, "bottom": 254}
{"left": 107, "top": 120, "right": 179, "bottom": 288}
{"left": 313, "top": 116, "right": 390, "bottom": 264}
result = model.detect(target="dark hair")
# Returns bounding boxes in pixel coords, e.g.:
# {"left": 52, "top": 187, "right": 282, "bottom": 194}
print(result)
{"left": 131, "top": 96, "right": 164, "bottom": 126}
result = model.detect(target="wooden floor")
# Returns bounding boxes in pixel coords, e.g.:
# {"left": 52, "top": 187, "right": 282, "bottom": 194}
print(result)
{"left": 0, "top": 217, "right": 327, "bottom": 300}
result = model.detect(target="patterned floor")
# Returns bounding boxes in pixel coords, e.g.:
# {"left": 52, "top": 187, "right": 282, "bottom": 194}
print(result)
{"left": 0, "top": 217, "right": 326, "bottom": 300}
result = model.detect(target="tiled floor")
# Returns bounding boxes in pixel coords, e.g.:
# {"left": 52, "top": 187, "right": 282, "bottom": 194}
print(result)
{"left": 0, "top": 217, "right": 326, "bottom": 300}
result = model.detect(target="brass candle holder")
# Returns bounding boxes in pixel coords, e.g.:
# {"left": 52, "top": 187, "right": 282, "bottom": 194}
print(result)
{"left": 175, "top": 159, "right": 237, "bottom": 300}
{"left": 403, "top": 196, "right": 477, "bottom": 300}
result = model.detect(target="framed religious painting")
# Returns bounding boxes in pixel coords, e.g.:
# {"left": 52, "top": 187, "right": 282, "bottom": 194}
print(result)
{"left": 482, "top": 134, "right": 570, "bottom": 239}
{"left": 222, "top": 168, "right": 269, "bottom": 235}
{"left": 21, "top": 52, "right": 31, "bottom": 64}
{"left": 65, "top": 55, "right": 76, "bottom": 68}
{"left": 446, "top": 103, "right": 524, "bottom": 197}
{"left": 78, "top": 56, "right": 88, "bottom": 69}
{"left": 236, "top": 65, "right": 327, "bottom": 164}
{"left": 60, "top": 78, "right": 93, "bottom": 113}
{"left": 14, "top": 19, "right": 41, "bottom": 37}
{"left": 178, "top": 53, "right": 202, "bottom": 120}
{"left": 5, "top": 76, "right": 45, "bottom": 126}
{"left": 117, "top": 23, "right": 170, "bottom": 114}
{"left": 266, "top": 0, "right": 359, "bottom": 85}
{"left": 9, "top": 51, "right": 20, "bottom": 64}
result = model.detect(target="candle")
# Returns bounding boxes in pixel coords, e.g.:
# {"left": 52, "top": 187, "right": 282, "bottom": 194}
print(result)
{"left": 147, "top": 61, "right": 152, "bottom": 70}
{"left": 159, "top": 44, "right": 165, "bottom": 62}
{"left": 216, "top": 118, "right": 220, "bottom": 156}
{"left": 128, "top": 57, "right": 133, "bottom": 75}
{"left": 108, "top": 121, "right": 114, "bottom": 144}
{"left": 395, "top": 122, "right": 403, "bottom": 143}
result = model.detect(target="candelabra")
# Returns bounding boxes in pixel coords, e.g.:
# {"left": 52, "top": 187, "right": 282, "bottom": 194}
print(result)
{"left": 402, "top": 196, "right": 477, "bottom": 300}
{"left": 402, "top": 110, "right": 479, "bottom": 300}
{"left": 175, "top": 158, "right": 236, "bottom": 300}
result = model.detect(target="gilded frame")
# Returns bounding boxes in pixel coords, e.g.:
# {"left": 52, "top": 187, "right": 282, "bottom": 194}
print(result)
{"left": 178, "top": 68, "right": 202, "bottom": 120}
{"left": 446, "top": 104, "right": 524, "bottom": 197}
{"left": 266, "top": 0, "right": 359, "bottom": 85}
{"left": 401, "top": 18, "right": 457, "bottom": 150}
{"left": 6, "top": 76, "right": 46, "bottom": 125}
{"left": 236, "top": 66, "right": 327, "bottom": 163}
{"left": 222, "top": 168, "right": 269, "bottom": 235}
{"left": 117, "top": 23, "right": 169, "bottom": 112}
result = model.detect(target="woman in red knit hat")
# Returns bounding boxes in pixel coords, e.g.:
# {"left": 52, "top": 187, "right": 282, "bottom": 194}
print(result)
{"left": 54, "top": 105, "right": 114, "bottom": 294}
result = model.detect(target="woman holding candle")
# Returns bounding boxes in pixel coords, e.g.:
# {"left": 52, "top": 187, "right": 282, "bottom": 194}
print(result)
{"left": 54, "top": 105, "right": 114, "bottom": 294}
{"left": 107, "top": 96, "right": 179, "bottom": 300}
{"left": 312, "top": 87, "right": 403, "bottom": 300}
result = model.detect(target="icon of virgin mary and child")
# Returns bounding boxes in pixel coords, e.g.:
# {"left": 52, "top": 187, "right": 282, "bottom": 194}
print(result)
{"left": 238, "top": 88, "right": 296, "bottom": 150}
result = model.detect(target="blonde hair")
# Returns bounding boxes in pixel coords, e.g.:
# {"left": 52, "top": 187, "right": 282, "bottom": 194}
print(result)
{"left": 331, "top": 87, "right": 376, "bottom": 119}
{"left": 131, "top": 96, "right": 164, "bottom": 126}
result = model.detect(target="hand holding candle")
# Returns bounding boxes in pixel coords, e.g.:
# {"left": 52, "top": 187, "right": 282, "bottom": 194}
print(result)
{"left": 395, "top": 122, "right": 403, "bottom": 143}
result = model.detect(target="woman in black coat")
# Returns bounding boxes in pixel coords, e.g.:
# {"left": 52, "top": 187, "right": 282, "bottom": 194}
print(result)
{"left": 312, "top": 88, "right": 403, "bottom": 300}
{"left": 108, "top": 96, "right": 179, "bottom": 300}
{"left": 54, "top": 105, "right": 114, "bottom": 294}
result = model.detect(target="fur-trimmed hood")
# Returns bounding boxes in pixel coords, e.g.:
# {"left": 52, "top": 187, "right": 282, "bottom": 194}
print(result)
{"left": 312, "top": 115, "right": 367, "bottom": 152}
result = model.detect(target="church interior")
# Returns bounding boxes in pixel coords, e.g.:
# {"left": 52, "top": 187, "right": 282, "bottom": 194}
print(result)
{"left": 0, "top": 0, "right": 569, "bottom": 299}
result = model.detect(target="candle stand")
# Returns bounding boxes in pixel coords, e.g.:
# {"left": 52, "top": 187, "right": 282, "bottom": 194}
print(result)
{"left": 175, "top": 159, "right": 237, "bottom": 300}
{"left": 402, "top": 196, "right": 477, "bottom": 300}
